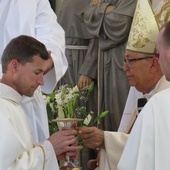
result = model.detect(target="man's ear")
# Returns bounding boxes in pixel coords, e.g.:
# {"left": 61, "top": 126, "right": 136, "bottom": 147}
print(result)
{"left": 151, "top": 57, "right": 159, "bottom": 67}
{"left": 150, "top": 57, "right": 159, "bottom": 72}
{"left": 10, "top": 59, "right": 19, "bottom": 73}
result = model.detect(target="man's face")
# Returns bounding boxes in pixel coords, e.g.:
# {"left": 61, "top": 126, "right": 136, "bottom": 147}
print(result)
{"left": 13, "top": 55, "right": 47, "bottom": 97}
{"left": 123, "top": 51, "right": 154, "bottom": 92}
{"left": 157, "top": 28, "right": 170, "bottom": 81}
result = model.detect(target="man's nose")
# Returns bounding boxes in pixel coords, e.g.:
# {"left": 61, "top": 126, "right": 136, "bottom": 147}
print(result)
{"left": 37, "top": 76, "right": 44, "bottom": 85}
{"left": 123, "top": 62, "right": 129, "bottom": 71}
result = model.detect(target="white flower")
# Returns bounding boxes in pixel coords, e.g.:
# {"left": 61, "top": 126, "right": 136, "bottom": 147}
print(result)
{"left": 55, "top": 85, "right": 79, "bottom": 106}
{"left": 49, "top": 103, "right": 55, "bottom": 112}
{"left": 43, "top": 95, "right": 51, "bottom": 105}
{"left": 52, "top": 84, "right": 80, "bottom": 118}
{"left": 83, "top": 114, "right": 92, "bottom": 126}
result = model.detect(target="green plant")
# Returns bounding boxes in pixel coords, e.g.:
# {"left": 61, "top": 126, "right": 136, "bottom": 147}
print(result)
{"left": 43, "top": 82, "right": 108, "bottom": 135}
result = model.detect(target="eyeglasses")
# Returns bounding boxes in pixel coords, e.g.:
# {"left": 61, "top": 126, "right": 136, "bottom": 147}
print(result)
{"left": 124, "top": 56, "right": 154, "bottom": 67}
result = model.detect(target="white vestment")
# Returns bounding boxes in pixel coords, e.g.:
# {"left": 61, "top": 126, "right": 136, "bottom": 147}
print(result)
{"left": 99, "top": 76, "right": 170, "bottom": 170}
{"left": 0, "top": 83, "right": 59, "bottom": 170}
{"left": 118, "top": 87, "right": 170, "bottom": 170}
{"left": 118, "top": 87, "right": 142, "bottom": 132}
{"left": 0, "top": 0, "right": 68, "bottom": 142}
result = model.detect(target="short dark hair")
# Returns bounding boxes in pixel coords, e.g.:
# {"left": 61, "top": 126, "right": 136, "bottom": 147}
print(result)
{"left": 1, "top": 35, "right": 49, "bottom": 73}
{"left": 162, "top": 21, "right": 170, "bottom": 48}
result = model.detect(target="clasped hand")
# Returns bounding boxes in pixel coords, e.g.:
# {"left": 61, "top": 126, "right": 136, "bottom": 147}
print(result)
{"left": 48, "top": 129, "right": 82, "bottom": 160}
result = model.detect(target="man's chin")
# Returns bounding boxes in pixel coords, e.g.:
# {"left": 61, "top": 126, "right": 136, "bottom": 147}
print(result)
{"left": 129, "top": 82, "right": 136, "bottom": 87}
{"left": 25, "top": 91, "right": 35, "bottom": 97}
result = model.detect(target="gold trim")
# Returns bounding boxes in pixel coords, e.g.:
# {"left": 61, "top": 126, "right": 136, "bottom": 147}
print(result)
{"left": 34, "top": 144, "right": 46, "bottom": 170}
{"left": 126, "top": 0, "right": 159, "bottom": 54}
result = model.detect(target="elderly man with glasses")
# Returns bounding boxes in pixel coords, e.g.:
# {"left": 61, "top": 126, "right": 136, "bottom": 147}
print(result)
{"left": 117, "top": 20, "right": 170, "bottom": 170}
{"left": 124, "top": 56, "right": 155, "bottom": 67}
{"left": 77, "top": 0, "right": 170, "bottom": 169}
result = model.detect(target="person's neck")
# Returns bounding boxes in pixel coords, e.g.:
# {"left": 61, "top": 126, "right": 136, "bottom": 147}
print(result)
{"left": 145, "top": 84, "right": 156, "bottom": 94}
{"left": 143, "top": 76, "right": 162, "bottom": 95}
{"left": 1, "top": 75, "right": 18, "bottom": 94}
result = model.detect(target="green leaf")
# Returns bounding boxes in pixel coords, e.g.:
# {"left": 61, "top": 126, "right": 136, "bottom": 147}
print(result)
{"left": 72, "top": 95, "right": 79, "bottom": 108}
{"left": 49, "top": 92, "right": 55, "bottom": 101}
{"left": 87, "top": 81, "right": 94, "bottom": 95}
{"left": 57, "top": 105, "right": 65, "bottom": 118}
{"left": 91, "top": 110, "right": 109, "bottom": 125}
{"left": 67, "top": 101, "right": 74, "bottom": 118}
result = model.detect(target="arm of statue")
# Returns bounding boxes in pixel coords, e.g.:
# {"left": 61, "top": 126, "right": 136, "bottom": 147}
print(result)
{"left": 105, "top": 5, "right": 115, "bottom": 13}
{"left": 77, "top": 75, "right": 93, "bottom": 90}
{"left": 79, "top": 38, "right": 98, "bottom": 80}
{"left": 92, "top": 0, "right": 102, "bottom": 5}
{"left": 91, "top": 0, "right": 115, "bottom": 13}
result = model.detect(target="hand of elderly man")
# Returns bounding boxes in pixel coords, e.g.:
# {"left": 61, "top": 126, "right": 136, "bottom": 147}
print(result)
{"left": 77, "top": 126, "right": 104, "bottom": 149}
